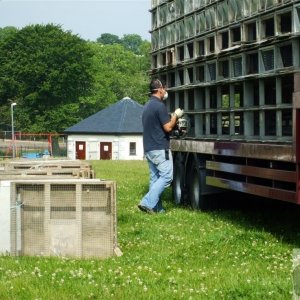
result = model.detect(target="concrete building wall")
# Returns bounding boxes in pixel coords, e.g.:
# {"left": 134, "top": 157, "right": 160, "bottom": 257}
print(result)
{"left": 67, "top": 134, "right": 144, "bottom": 160}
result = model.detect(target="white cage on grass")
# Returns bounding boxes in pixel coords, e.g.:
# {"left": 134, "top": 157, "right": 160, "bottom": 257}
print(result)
{"left": 1, "top": 178, "right": 119, "bottom": 259}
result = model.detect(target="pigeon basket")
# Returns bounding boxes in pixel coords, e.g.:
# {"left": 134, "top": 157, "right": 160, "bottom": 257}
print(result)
{"left": 8, "top": 179, "right": 117, "bottom": 258}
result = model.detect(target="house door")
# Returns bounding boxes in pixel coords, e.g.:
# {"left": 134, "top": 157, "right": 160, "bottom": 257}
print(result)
{"left": 76, "top": 141, "right": 86, "bottom": 160}
{"left": 100, "top": 142, "right": 112, "bottom": 160}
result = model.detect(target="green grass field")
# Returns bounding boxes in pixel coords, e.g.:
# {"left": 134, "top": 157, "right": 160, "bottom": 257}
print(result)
{"left": 0, "top": 160, "right": 299, "bottom": 299}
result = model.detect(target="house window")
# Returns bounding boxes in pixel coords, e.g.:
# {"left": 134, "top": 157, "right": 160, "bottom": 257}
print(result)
{"left": 129, "top": 142, "right": 136, "bottom": 156}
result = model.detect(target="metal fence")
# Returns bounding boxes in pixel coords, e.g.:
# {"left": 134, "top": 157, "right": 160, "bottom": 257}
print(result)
{"left": 0, "top": 132, "right": 67, "bottom": 158}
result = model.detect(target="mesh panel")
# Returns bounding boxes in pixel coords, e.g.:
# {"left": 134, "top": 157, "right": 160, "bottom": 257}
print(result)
{"left": 280, "top": 45, "right": 293, "bottom": 67}
{"left": 233, "top": 57, "right": 243, "bottom": 77}
{"left": 10, "top": 180, "right": 116, "bottom": 258}
{"left": 51, "top": 185, "right": 76, "bottom": 219}
{"left": 208, "top": 63, "right": 216, "bottom": 80}
{"left": 82, "top": 184, "right": 113, "bottom": 257}
{"left": 262, "top": 50, "right": 274, "bottom": 71}
{"left": 18, "top": 185, "right": 45, "bottom": 256}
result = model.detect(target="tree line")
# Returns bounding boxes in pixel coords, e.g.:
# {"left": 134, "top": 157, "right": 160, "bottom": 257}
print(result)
{"left": 0, "top": 24, "right": 151, "bottom": 133}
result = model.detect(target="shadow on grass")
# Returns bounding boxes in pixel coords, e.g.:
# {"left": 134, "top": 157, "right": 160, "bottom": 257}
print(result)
{"left": 187, "top": 191, "right": 300, "bottom": 248}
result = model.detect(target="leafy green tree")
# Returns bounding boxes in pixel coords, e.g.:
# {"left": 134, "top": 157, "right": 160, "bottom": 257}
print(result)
{"left": 96, "top": 33, "right": 150, "bottom": 56}
{"left": 0, "top": 28, "right": 151, "bottom": 133}
{"left": 0, "top": 24, "right": 94, "bottom": 132}
{"left": 0, "top": 26, "right": 18, "bottom": 45}
{"left": 139, "top": 40, "right": 151, "bottom": 70}
{"left": 96, "top": 33, "right": 120, "bottom": 45}
{"left": 79, "top": 42, "right": 150, "bottom": 117}
{"left": 121, "top": 34, "right": 144, "bottom": 55}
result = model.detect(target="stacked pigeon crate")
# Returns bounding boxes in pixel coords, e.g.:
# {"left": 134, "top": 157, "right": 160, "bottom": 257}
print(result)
{"left": 0, "top": 159, "right": 95, "bottom": 179}
{"left": 0, "top": 159, "right": 119, "bottom": 259}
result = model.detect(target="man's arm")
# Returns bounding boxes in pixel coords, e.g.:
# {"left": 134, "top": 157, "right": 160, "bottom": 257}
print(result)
{"left": 163, "top": 108, "right": 184, "bottom": 133}
{"left": 163, "top": 114, "right": 178, "bottom": 133}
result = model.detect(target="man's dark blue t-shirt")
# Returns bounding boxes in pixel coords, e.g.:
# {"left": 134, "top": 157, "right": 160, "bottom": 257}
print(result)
{"left": 142, "top": 96, "right": 170, "bottom": 153}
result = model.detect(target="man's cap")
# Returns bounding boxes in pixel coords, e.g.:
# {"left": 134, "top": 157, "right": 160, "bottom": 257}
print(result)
{"left": 150, "top": 78, "right": 166, "bottom": 93}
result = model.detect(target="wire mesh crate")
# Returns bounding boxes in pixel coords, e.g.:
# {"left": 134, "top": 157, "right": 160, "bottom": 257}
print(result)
{"left": 7, "top": 179, "right": 117, "bottom": 258}
{"left": 0, "top": 159, "right": 95, "bottom": 179}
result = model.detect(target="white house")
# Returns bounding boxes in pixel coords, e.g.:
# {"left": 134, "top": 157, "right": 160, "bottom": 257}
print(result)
{"left": 64, "top": 97, "right": 144, "bottom": 160}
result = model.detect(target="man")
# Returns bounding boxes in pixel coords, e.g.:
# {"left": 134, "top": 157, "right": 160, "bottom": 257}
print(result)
{"left": 138, "top": 78, "right": 184, "bottom": 214}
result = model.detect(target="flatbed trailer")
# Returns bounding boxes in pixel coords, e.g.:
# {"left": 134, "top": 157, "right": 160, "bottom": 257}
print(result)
{"left": 149, "top": 0, "right": 300, "bottom": 208}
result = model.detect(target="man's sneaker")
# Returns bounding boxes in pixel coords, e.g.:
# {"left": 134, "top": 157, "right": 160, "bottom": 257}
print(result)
{"left": 138, "top": 204, "right": 155, "bottom": 214}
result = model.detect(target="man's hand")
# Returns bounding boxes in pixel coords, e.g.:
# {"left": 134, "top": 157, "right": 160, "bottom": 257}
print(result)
{"left": 174, "top": 108, "right": 184, "bottom": 119}
{"left": 165, "top": 108, "right": 184, "bottom": 133}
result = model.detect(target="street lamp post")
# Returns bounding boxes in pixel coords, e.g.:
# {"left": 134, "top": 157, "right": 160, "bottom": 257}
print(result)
{"left": 11, "top": 102, "right": 17, "bottom": 158}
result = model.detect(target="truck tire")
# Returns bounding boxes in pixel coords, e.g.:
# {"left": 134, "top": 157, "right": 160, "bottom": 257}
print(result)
{"left": 187, "top": 159, "right": 208, "bottom": 210}
{"left": 173, "top": 153, "right": 185, "bottom": 205}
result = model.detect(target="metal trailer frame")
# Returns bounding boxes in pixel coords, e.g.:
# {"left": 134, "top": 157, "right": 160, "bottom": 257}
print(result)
{"left": 150, "top": 0, "right": 300, "bottom": 208}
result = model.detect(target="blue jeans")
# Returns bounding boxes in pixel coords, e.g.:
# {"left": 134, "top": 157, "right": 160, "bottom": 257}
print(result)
{"left": 140, "top": 149, "right": 173, "bottom": 211}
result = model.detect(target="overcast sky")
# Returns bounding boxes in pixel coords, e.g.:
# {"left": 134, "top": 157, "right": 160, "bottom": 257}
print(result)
{"left": 0, "top": 0, "right": 151, "bottom": 41}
